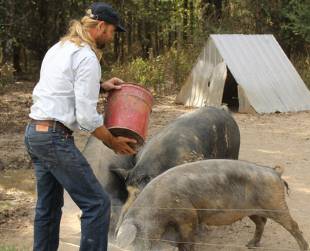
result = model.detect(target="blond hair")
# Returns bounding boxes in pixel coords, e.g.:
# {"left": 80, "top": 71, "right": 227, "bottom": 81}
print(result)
{"left": 61, "top": 12, "right": 102, "bottom": 59}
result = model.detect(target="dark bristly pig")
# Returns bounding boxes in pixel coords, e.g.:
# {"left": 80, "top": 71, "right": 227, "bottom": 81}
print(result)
{"left": 116, "top": 106, "right": 240, "bottom": 226}
{"left": 116, "top": 159, "right": 309, "bottom": 251}
{"left": 82, "top": 135, "right": 135, "bottom": 233}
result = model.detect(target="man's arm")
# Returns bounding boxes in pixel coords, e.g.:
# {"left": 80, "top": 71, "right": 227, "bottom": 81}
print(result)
{"left": 73, "top": 55, "right": 136, "bottom": 155}
{"left": 92, "top": 126, "right": 136, "bottom": 155}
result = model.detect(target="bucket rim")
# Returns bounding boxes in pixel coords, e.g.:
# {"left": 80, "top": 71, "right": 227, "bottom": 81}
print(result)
{"left": 108, "top": 126, "right": 145, "bottom": 145}
{"left": 122, "top": 82, "right": 153, "bottom": 97}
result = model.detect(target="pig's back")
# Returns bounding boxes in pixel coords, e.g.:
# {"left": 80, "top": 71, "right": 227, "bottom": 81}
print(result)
{"left": 134, "top": 159, "right": 286, "bottom": 212}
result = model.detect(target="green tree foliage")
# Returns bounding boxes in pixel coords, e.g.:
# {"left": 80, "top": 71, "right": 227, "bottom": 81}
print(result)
{"left": 280, "top": 0, "right": 310, "bottom": 52}
{"left": 0, "top": 0, "right": 309, "bottom": 87}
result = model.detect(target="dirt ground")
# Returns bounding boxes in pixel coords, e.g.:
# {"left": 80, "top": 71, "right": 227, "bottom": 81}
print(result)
{"left": 0, "top": 82, "right": 310, "bottom": 250}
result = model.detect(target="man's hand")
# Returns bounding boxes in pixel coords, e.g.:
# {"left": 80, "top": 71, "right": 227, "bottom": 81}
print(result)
{"left": 110, "top": 136, "right": 137, "bottom": 155}
{"left": 101, "top": 77, "right": 124, "bottom": 92}
{"left": 92, "top": 125, "right": 137, "bottom": 155}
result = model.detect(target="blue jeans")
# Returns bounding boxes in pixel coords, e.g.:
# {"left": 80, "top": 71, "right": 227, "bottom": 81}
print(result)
{"left": 24, "top": 123, "right": 111, "bottom": 251}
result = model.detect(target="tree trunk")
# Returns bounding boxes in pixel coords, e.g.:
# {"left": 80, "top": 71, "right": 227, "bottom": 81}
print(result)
{"left": 127, "top": 12, "right": 133, "bottom": 56}
{"left": 1, "top": 0, "right": 14, "bottom": 64}
{"left": 114, "top": 33, "right": 120, "bottom": 61}
{"left": 13, "top": 45, "right": 22, "bottom": 74}
{"left": 201, "top": 0, "right": 223, "bottom": 29}
{"left": 1, "top": 41, "right": 10, "bottom": 65}
{"left": 120, "top": 34, "right": 125, "bottom": 63}
{"left": 213, "top": 0, "right": 222, "bottom": 20}
{"left": 22, "top": 47, "right": 28, "bottom": 72}
{"left": 200, "top": 0, "right": 209, "bottom": 31}
{"left": 37, "top": 0, "right": 49, "bottom": 60}
{"left": 254, "top": 0, "right": 263, "bottom": 33}
{"left": 189, "top": 0, "right": 194, "bottom": 38}
{"left": 183, "top": 0, "right": 188, "bottom": 42}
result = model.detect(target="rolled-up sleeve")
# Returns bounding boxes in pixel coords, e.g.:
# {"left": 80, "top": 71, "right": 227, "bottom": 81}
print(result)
{"left": 73, "top": 55, "right": 103, "bottom": 132}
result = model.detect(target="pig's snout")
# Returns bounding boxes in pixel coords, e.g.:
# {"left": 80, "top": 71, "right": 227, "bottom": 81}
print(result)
{"left": 116, "top": 221, "right": 137, "bottom": 249}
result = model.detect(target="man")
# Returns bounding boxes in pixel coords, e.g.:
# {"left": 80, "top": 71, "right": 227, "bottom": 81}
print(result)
{"left": 24, "top": 3, "right": 135, "bottom": 251}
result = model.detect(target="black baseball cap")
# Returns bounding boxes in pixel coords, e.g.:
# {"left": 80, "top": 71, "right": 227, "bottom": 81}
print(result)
{"left": 89, "top": 2, "right": 126, "bottom": 32}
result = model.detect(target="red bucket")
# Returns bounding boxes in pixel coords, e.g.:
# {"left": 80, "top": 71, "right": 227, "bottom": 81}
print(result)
{"left": 104, "top": 83, "right": 154, "bottom": 146}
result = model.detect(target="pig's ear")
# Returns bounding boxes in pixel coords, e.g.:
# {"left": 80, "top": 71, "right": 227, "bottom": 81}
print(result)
{"left": 111, "top": 168, "right": 130, "bottom": 180}
{"left": 116, "top": 222, "right": 137, "bottom": 248}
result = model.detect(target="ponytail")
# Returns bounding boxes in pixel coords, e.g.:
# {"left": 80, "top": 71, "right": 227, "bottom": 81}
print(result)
{"left": 61, "top": 15, "right": 102, "bottom": 60}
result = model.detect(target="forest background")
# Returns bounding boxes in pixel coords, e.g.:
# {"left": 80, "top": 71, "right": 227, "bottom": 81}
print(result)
{"left": 0, "top": 0, "right": 309, "bottom": 93}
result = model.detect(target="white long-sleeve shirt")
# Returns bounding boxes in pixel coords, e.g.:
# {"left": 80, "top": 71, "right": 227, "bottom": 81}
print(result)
{"left": 29, "top": 41, "right": 103, "bottom": 132}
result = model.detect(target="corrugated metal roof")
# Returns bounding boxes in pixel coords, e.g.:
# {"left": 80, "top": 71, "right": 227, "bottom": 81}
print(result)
{"left": 211, "top": 34, "right": 310, "bottom": 113}
{"left": 176, "top": 37, "right": 223, "bottom": 107}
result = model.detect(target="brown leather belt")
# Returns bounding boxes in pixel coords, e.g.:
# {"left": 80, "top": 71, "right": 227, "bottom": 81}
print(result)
{"left": 30, "top": 119, "right": 73, "bottom": 135}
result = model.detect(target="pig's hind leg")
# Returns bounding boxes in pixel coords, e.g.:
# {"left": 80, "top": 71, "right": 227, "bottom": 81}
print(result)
{"left": 269, "top": 211, "right": 309, "bottom": 251}
{"left": 178, "top": 243, "right": 195, "bottom": 251}
{"left": 246, "top": 215, "right": 267, "bottom": 248}
{"left": 177, "top": 223, "right": 197, "bottom": 251}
